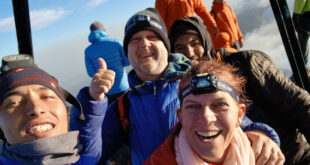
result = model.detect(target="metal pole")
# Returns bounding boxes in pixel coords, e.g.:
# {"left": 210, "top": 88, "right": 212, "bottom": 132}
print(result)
{"left": 270, "top": 0, "right": 310, "bottom": 92}
{"left": 12, "top": 0, "right": 33, "bottom": 57}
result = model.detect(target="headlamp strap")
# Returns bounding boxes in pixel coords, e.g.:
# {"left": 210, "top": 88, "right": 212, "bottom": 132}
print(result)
{"left": 179, "top": 73, "right": 240, "bottom": 103}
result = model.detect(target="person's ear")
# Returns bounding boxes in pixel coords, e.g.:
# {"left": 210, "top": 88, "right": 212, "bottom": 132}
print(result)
{"left": 237, "top": 104, "right": 246, "bottom": 127}
{"left": 177, "top": 109, "right": 182, "bottom": 123}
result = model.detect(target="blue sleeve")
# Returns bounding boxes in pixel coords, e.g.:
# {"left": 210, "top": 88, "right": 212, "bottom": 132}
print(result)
{"left": 69, "top": 87, "right": 108, "bottom": 163}
{"left": 70, "top": 87, "right": 126, "bottom": 164}
{"left": 241, "top": 115, "right": 281, "bottom": 146}
{"left": 0, "top": 156, "right": 19, "bottom": 165}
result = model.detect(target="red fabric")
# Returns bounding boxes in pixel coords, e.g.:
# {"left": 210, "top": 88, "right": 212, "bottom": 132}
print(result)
{"left": 211, "top": 2, "right": 243, "bottom": 50}
{"left": 155, "top": 0, "right": 217, "bottom": 31}
{"left": 143, "top": 136, "right": 178, "bottom": 165}
{"left": 144, "top": 135, "right": 224, "bottom": 165}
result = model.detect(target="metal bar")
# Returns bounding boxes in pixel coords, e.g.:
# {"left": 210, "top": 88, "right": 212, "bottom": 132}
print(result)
{"left": 277, "top": 0, "right": 310, "bottom": 91}
{"left": 269, "top": 0, "right": 310, "bottom": 92}
{"left": 12, "top": 0, "right": 33, "bottom": 57}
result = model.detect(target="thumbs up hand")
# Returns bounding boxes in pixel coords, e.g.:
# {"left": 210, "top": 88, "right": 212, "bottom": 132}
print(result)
{"left": 89, "top": 58, "right": 115, "bottom": 101}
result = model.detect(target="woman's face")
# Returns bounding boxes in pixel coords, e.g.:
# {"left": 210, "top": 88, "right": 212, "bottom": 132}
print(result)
{"left": 178, "top": 72, "right": 245, "bottom": 163}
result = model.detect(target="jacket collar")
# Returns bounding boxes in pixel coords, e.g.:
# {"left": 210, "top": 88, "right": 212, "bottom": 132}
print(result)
{"left": 128, "top": 53, "right": 191, "bottom": 95}
{"left": 0, "top": 131, "right": 81, "bottom": 164}
{"left": 88, "top": 30, "right": 107, "bottom": 43}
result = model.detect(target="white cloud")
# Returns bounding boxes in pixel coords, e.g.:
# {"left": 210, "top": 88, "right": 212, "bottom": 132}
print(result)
{"left": 30, "top": 8, "right": 69, "bottom": 30}
{"left": 236, "top": 1, "right": 297, "bottom": 72}
{"left": 0, "top": 8, "right": 69, "bottom": 33}
{"left": 86, "top": 0, "right": 109, "bottom": 9}
{"left": 0, "top": 17, "right": 14, "bottom": 33}
{"left": 242, "top": 20, "right": 290, "bottom": 70}
{"left": 235, "top": 0, "right": 270, "bottom": 11}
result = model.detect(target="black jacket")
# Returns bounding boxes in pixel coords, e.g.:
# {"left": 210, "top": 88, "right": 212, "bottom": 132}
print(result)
{"left": 221, "top": 49, "right": 310, "bottom": 165}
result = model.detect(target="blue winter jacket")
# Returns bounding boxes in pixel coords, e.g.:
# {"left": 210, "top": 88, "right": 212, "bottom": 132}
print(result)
{"left": 0, "top": 155, "right": 95, "bottom": 165}
{"left": 70, "top": 53, "right": 280, "bottom": 165}
{"left": 85, "top": 30, "right": 130, "bottom": 95}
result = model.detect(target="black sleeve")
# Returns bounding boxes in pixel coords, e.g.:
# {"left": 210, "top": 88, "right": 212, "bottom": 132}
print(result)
{"left": 221, "top": 49, "right": 310, "bottom": 143}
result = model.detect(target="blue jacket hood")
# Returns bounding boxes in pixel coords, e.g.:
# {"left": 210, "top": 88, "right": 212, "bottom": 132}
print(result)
{"left": 88, "top": 30, "right": 107, "bottom": 43}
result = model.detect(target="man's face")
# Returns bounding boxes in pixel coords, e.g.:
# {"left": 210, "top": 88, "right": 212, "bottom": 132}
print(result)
{"left": 174, "top": 33, "right": 205, "bottom": 63}
{"left": 127, "top": 30, "right": 168, "bottom": 81}
{"left": 0, "top": 84, "right": 68, "bottom": 145}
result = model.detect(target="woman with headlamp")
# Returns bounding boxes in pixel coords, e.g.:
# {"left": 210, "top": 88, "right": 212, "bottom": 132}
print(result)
{"left": 145, "top": 60, "right": 283, "bottom": 164}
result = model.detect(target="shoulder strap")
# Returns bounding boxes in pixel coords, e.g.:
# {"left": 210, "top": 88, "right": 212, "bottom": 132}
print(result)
{"left": 116, "top": 90, "right": 131, "bottom": 135}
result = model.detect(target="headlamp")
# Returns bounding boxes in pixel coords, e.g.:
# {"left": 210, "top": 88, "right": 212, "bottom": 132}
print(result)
{"left": 179, "top": 73, "right": 240, "bottom": 103}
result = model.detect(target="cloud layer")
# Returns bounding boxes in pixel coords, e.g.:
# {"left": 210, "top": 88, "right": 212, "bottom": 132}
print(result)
{"left": 0, "top": 8, "right": 69, "bottom": 33}
{"left": 30, "top": 8, "right": 69, "bottom": 30}
{"left": 0, "top": 17, "right": 14, "bottom": 33}
{"left": 86, "top": 0, "right": 109, "bottom": 9}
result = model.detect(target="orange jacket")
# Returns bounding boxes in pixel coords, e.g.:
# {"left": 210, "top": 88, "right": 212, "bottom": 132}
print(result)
{"left": 211, "top": 1, "right": 243, "bottom": 49}
{"left": 214, "top": 32, "right": 238, "bottom": 52}
{"left": 144, "top": 134, "right": 222, "bottom": 165}
{"left": 155, "top": 0, "right": 217, "bottom": 31}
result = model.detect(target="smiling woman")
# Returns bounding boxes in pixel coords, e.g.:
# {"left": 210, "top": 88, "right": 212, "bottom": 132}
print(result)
{"left": 144, "top": 60, "right": 255, "bottom": 165}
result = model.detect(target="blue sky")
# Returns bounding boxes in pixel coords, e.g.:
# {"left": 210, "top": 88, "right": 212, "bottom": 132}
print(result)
{"left": 0, "top": 0, "right": 302, "bottom": 95}
{"left": 0, "top": 0, "right": 154, "bottom": 58}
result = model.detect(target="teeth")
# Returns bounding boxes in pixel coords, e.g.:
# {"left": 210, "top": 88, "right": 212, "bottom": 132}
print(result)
{"left": 139, "top": 51, "right": 153, "bottom": 57}
{"left": 197, "top": 131, "right": 221, "bottom": 138}
{"left": 140, "top": 54, "right": 152, "bottom": 58}
{"left": 29, "top": 124, "right": 53, "bottom": 134}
